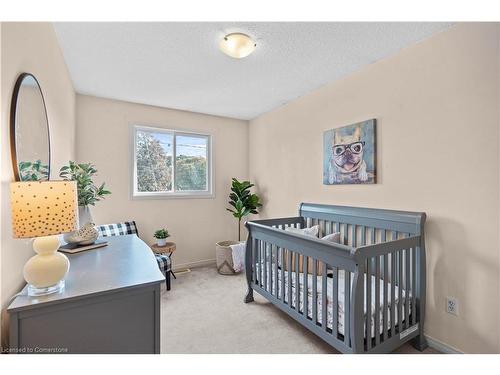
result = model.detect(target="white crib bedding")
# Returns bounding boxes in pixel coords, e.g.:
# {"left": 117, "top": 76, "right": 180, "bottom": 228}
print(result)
{"left": 256, "top": 265, "right": 411, "bottom": 338}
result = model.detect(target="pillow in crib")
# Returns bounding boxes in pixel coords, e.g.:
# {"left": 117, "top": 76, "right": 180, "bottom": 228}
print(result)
{"left": 285, "top": 225, "right": 319, "bottom": 237}
{"left": 322, "top": 232, "right": 341, "bottom": 244}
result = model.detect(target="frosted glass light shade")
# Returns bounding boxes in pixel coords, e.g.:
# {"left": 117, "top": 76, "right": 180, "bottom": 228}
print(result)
{"left": 219, "top": 33, "right": 256, "bottom": 59}
{"left": 10, "top": 181, "right": 78, "bottom": 238}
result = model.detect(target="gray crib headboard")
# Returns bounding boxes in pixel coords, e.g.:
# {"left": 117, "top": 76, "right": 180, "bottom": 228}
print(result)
{"left": 299, "top": 203, "right": 426, "bottom": 236}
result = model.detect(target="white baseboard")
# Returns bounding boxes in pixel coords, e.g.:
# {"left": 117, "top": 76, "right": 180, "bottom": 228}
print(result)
{"left": 173, "top": 258, "right": 216, "bottom": 271}
{"left": 425, "top": 335, "right": 463, "bottom": 354}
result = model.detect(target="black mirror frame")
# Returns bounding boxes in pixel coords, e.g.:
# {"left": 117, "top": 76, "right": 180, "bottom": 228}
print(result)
{"left": 10, "top": 72, "right": 51, "bottom": 181}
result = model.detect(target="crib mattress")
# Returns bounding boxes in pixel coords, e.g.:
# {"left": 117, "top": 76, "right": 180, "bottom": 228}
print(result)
{"left": 257, "top": 265, "right": 411, "bottom": 338}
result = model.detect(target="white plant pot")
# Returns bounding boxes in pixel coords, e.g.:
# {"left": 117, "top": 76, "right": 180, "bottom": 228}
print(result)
{"left": 157, "top": 238, "right": 167, "bottom": 247}
{"left": 78, "top": 205, "right": 93, "bottom": 227}
{"left": 63, "top": 205, "right": 97, "bottom": 245}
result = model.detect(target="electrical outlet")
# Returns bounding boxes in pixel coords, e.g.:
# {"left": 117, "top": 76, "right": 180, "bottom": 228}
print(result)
{"left": 446, "top": 296, "right": 459, "bottom": 316}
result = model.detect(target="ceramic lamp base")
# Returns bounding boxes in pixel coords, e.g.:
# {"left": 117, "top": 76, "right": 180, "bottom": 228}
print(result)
{"left": 23, "top": 235, "right": 70, "bottom": 296}
{"left": 27, "top": 279, "right": 65, "bottom": 296}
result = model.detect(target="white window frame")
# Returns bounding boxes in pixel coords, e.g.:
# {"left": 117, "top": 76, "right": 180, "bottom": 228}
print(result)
{"left": 131, "top": 125, "right": 214, "bottom": 199}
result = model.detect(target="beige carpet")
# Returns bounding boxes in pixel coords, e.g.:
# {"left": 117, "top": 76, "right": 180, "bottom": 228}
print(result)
{"left": 160, "top": 266, "right": 439, "bottom": 354}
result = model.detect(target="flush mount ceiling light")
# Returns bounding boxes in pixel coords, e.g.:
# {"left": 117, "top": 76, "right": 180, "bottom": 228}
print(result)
{"left": 219, "top": 33, "right": 256, "bottom": 59}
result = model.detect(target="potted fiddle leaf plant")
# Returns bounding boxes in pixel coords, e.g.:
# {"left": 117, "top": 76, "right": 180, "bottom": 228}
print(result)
{"left": 216, "top": 178, "right": 262, "bottom": 275}
{"left": 153, "top": 228, "right": 170, "bottom": 247}
{"left": 59, "top": 161, "right": 111, "bottom": 245}
{"left": 226, "top": 178, "right": 262, "bottom": 241}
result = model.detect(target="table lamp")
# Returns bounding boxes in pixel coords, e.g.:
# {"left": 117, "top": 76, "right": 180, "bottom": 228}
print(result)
{"left": 10, "top": 180, "right": 78, "bottom": 296}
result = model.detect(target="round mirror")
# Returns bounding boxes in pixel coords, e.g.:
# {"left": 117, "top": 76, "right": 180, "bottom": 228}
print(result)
{"left": 10, "top": 73, "right": 51, "bottom": 181}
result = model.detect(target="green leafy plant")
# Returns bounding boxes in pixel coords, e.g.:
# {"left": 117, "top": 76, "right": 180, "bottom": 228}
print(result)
{"left": 226, "top": 178, "right": 262, "bottom": 241}
{"left": 18, "top": 160, "right": 49, "bottom": 181}
{"left": 59, "top": 161, "right": 111, "bottom": 206}
{"left": 153, "top": 228, "right": 170, "bottom": 239}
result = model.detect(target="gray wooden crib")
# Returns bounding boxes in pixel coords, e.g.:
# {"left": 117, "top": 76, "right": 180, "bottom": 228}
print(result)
{"left": 244, "top": 203, "right": 427, "bottom": 354}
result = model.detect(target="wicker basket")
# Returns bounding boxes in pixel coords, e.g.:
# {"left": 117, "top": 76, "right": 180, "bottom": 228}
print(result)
{"left": 215, "top": 241, "right": 240, "bottom": 275}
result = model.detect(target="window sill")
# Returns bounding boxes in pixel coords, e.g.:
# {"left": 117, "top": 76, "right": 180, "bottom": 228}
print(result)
{"left": 131, "top": 191, "right": 215, "bottom": 200}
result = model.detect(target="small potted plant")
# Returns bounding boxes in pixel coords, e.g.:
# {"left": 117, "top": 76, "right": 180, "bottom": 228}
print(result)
{"left": 154, "top": 228, "right": 170, "bottom": 247}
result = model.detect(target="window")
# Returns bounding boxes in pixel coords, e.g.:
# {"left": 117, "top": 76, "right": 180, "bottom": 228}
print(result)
{"left": 132, "top": 125, "right": 212, "bottom": 198}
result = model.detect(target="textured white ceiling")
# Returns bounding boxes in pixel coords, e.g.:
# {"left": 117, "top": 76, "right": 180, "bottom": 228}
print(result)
{"left": 54, "top": 22, "right": 452, "bottom": 120}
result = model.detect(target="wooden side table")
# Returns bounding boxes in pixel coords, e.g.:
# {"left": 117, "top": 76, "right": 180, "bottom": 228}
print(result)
{"left": 151, "top": 242, "right": 176, "bottom": 255}
{"left": 151, "top": 242, "right": 177, "bottom": 279}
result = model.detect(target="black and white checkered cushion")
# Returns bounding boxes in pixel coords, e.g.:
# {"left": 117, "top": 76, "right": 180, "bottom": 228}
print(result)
{"left": 96, "top": 221, "right": 171, "bottom": 273}
{"left": 155, "top": 254, "right": 172, "bottom": 274}
{"left": 97, "top": 221, "right": 138, "bottom": 237}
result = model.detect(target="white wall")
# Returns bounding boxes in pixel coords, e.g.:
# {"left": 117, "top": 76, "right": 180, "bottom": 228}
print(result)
{"left": 0, "top": 22, "right": 76, "bottom": 348}
{"left": 75, "top": 95, "right": 248, "bottom": 269}
{"left": 248, "top": 23, "right": 500, "bottom": 353}
{"left": 497, "top": 23, "right": 500, "bottom": 350}
{"left": 0, "top": 21, "right": 3, "bottom": 351}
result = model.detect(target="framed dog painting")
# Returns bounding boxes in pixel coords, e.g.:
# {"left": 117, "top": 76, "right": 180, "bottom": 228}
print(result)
{"left": 323, "top": 119, "right": 376, "bottom": 185}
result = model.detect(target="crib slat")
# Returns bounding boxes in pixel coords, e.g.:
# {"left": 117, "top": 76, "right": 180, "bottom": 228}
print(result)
{"left": 274, "top": 246, "right": 278, "bottom": 296}
{"left": 321, "top": 262, "right": 328, "bottom": 331}
{"left": 369, "top": 228, "right": 376, "bottom": 272}
{"left": 268, "top": 244, "right": 273, "bottom": 294}
{"left": 251, "top": 238, "right": 256, "bottom": 285}
{"left": 398, "top": 250, "right": 403, "bottom": 333}
{"left": 303, "top": 256, "right": 308, "bottom": 317}
{"left": 295, "top": 253, "right": 300, "bottom": 313}
{"left": 344, "top": 270, "right": 351, "bottom": 346}
{"left": 381, "top": 230, "right": 386, "bottom": 269}
{"left": 332, "top": 266, "right": 338, "bottom": 338}
{"left": 322, "top": 263, "right": 327, "bottom": 329}
{"left": 312, "top": 260, "right": 317, "bottom": 324}
{"left": 390, "top": 251, "right": 396, "bottom": 336}
{"left": 263, "top": 243, "right": 268, "bottom": 292}
{"left": 360, "top": 226, "right": 366, "bottom": 245}
{"left": 391, "top": 230, "right": 400, "bottom": 335}
{"left": 269, "top": 244, "right": 273, "bottom": 291}
{"left": 405, "top": 248, "right": 411, "bottom": 328}
{"left": 380, "top": 231, "right": 388, "bottom": 341}
{"left": 383, "top": 253, "right": 389, "bottom": 341}
{"left": 366, "top": 258, "right": 372, "bottom": 350}
{"left": 375, "top": 256, "right": 380, "bottom": 345}
{"left": 381, "top": 230, "right": 387, "bottom": 243}
{"left": 393, "top": 231, "right": 399, "bottom": 241}
{"left": 351, "top": 224, "right": 357, "bottom": 247}
{"left": 412, "top": 247, "right": 417, "bottom": 325}
{"left": 342, "top": 223, "right": 347, "bottom": 245}
{"left": 257, "top": 240, "right": 261, "bottom": 287}
{"left": 287, "top": 250, "right": 292, "bottom": 306}
{"left": 280, "top": 248, "right": 285, "bottom": 301}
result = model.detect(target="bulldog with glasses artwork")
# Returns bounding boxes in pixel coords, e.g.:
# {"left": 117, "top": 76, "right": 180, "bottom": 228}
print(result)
{"left": 324, "top": 119, "right": 376, "bottom": 184}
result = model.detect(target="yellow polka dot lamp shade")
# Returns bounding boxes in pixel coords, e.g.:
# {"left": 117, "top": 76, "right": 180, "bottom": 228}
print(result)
{"left": 10, "top": 181, "right": 78, "bottom": 238}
